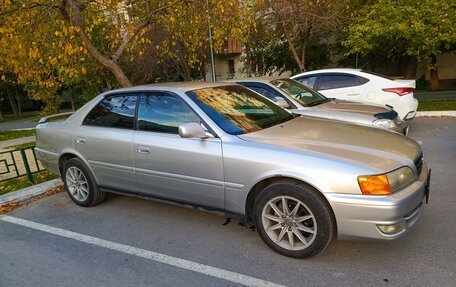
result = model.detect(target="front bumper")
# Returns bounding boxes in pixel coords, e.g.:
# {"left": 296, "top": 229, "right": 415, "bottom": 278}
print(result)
{"left": 326, "top": 161, "right": 429, "bottom": 240}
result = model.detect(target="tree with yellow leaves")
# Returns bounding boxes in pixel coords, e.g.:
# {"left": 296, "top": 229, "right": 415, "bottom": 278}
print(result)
{"left": 0, "top": 0, "right": 254, "bottom": 111}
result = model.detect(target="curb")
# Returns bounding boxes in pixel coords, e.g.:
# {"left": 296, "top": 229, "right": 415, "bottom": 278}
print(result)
{"left": 0, "top": 178, "right": 63, "bottom": 206}
{"left": 416, "top": 111, "right": 456, "bottom": 117}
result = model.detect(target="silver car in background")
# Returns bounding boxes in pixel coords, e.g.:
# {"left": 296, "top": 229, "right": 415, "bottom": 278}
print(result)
{"left": 231, "top": 77, "right": 409, "bottom": 135}
{"left": 35, "top": 82, "right": 430, "bottom": 258}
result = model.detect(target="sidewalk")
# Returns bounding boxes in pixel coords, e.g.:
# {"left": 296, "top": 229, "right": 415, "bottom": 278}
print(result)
{"left": 0, "top": 178, "right": 62, "bottom": 206}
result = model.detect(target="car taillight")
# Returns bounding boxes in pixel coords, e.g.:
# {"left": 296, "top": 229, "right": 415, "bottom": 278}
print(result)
{"left": 382, "top": 87, "right": 414, "bottom": 96}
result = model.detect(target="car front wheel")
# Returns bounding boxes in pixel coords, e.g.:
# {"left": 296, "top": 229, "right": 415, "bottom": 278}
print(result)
{"left": 254, "top": 181, "right": 335, "bottom": 258}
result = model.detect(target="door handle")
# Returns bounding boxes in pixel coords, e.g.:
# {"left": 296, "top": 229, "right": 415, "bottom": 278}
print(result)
{"left": 137, "top": 146, "right": 150, "bottom": 154}
{"left": 76, "top": 138, "right": 86, "bottom": 144}
{"left": 347, "top": 92, "right": 360, "bottom": 96}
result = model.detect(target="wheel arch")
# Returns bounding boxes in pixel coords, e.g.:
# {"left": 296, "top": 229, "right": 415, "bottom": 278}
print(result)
{"left": 58, "top": 150, "right": 98, "bottom": 183}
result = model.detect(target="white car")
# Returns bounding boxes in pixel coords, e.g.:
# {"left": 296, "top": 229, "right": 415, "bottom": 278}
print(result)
{"left": 291, "top": 68, "right": 418, "bottom": 120}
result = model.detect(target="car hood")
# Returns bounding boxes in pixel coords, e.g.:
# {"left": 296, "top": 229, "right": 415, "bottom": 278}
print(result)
{"left": 291, "top": 100, "right": 398, "bottom": 128}
{"left": 239, "top": 116, "right": 420, "bottom": 172}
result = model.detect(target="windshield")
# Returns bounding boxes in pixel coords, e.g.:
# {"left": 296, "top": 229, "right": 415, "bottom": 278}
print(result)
{"left": 186, "top": 85, "right": 294, "bottom": 135}
{"left": 270, "top": 79, "right": 328, "bottom": 107}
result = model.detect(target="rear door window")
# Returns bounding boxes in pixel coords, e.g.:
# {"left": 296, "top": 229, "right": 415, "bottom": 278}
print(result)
{"left": 83, "top": 95, "right": 137, "bottom": 129}
{"left": 318, "top": 74, "right": 357, "bottom": 90}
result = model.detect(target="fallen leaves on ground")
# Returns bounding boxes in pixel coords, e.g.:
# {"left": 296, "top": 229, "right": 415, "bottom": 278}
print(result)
{"left": 0, "top": 185, "right": 64, "bottom": 214}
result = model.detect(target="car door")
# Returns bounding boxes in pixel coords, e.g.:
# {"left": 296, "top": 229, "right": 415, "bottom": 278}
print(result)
{"left": 315, "top": 73, "right": 365, "bottom": 101}
{"left": 133, "top": 92, "right": 224, "bottom": 209}
{"left": 74, "top": 94, "right": 138, "bottom": 193}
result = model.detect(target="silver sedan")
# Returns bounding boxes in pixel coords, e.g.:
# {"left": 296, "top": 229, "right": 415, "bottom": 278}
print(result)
{"left": 231, "top": 77, "right": 409, "bottom": 135}
{"left": 35, "top": 82, "right": 430, "bottom": 258}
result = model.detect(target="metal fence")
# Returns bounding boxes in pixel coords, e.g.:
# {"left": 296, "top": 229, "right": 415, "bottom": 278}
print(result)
{"left": 0, "top": 147, "right": 45, "bottom": 184}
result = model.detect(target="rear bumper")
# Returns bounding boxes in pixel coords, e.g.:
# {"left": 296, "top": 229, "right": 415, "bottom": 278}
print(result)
{"left": 34, "top": 147, "right": 60, "bottom": 174}
{"left": 389, "top": 94, "right": 418, "bottom": 120}
{"left": 326, "top": 161, "right": 429, "bottom": 240}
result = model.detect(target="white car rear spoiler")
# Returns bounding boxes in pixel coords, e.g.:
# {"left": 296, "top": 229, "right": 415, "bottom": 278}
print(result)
{"left": 393, "top": 79, "right": 416, "bottom": 89}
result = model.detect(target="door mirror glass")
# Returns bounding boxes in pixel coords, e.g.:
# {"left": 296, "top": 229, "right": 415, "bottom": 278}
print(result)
{"left": 179, "top": 122, "right": 213, "bottom": 139}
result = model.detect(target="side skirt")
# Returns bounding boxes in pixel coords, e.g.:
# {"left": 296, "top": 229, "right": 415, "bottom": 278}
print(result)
{"left": 99, "top": 185, "right": 249, "bottom": 225}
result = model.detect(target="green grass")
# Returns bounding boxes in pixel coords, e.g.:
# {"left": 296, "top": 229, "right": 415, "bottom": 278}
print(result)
{"left": 0, "top": 129, "right": 36, "bottom": 142}
{"left": 4, "top": 142, "right": 36, "bottom": 150}
{"left": 0, "top": 171, "right": 58, "bottom": 196}
{"left": 418, "top": 100, "right": 456, "bottom": 111}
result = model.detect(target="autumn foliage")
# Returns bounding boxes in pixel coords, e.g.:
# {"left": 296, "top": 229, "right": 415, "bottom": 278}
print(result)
{"left": 0, "top": 0, "right": 253, "bottom": 112}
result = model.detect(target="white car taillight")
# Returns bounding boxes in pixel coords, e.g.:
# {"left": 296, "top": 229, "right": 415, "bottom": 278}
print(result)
{"left": 382, "top": 87, "right": 414, "bottom": 96}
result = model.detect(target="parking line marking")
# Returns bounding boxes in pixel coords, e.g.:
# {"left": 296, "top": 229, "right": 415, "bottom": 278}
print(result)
{"left": 1, "top": 215, "right": 287, "bottom": 287}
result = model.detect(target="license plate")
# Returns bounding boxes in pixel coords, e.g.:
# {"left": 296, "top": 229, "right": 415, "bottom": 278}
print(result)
{"left": 425, "top": 169, "right": 431, "bottom": 204}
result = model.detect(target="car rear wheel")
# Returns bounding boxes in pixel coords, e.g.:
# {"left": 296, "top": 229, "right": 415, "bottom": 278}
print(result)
{"left": 63, "top": 158, "right": 105, "bottom": 207}
{"left": 254, "top": 181, "right": 335, "bottom": 258}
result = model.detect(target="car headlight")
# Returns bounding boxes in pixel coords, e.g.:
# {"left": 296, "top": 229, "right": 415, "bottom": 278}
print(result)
{"left": 358, "top": 167, "right": 416, "bottom": 195}
{"left": 372, "top": 118, "right": 396, "bottom": 129}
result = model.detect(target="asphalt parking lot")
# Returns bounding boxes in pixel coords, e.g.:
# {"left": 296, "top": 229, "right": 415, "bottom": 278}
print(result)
{"left": 1, "top": 118, "right": 455, "bottom": 287}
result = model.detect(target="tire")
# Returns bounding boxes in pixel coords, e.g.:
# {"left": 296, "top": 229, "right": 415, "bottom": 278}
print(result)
{"left": 253, "top": 180, "right": 335, "bottom": 258}
{"left": 63, "top": 158, "right": 105, "bottom": 207}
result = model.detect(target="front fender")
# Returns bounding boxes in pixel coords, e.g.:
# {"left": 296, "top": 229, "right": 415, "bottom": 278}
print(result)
{"left": 224, "top": 168, "right": 331, "bottom": 216}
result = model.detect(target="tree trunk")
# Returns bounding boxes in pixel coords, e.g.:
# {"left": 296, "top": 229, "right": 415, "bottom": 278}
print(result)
{"left": 429, "top": 54, "right": 439, "bottom": 91}
{"left": 5, "top": 84, "right": 19, "bottom": 117}
{"left": 245, "top": 39, "right": 252, "bottom": 77}
{"left": 14, "top": 87, "right": 22, "bottom": 118}
{"left": 66, "top": 0, "right": 132, "bottom": 87}
{"left": 300, "top": 42, "right": 307, "bottom": 72}
{"left": 181, "top": 66, "right": 192, "bottom": 81}
{"left": 70, "top": 96, "right": 76, "bottom": 111}
{"left": 403, "top": 56, "right": 417, "bottom": 79}
{"left": 246, "top": 51, "right": 252, "bottom": 77}
{"left": 282, "top": 24, "right": 305, "bottom": 72}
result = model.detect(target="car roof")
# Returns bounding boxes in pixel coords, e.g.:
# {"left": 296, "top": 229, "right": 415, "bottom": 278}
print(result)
{"left": 102, "top": 81, "right": 236, "bottom": 95}
{"left": 292, "top": 68, "right": 362, "bottom": 77}
{"left": 225, "top": 76, "right": 287, "bottom": 83}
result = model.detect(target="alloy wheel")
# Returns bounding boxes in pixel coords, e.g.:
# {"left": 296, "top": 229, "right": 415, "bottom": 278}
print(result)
{"left": 66, "top": 166, "right": 90, "bottom": 202}
{"left": 261, "top": 195, "right": 317, "bottom": 251}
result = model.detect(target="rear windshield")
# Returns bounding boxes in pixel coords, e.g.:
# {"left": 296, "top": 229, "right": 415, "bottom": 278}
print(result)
{"left": 361, "top": 70, "right": 394, "bottom": 81}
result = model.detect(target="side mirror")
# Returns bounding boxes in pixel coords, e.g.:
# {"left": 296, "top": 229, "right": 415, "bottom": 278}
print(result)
{"left": 275, "top": 99, "right": 290, "bottom": 109}
{"left": 179, "top": 122, "right": 214, "bottom": 139}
